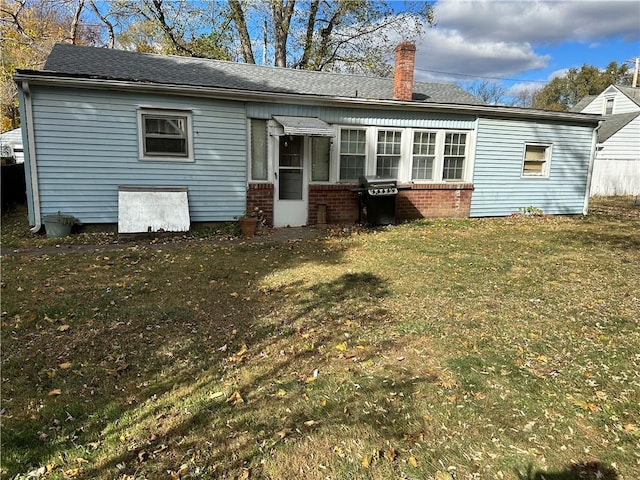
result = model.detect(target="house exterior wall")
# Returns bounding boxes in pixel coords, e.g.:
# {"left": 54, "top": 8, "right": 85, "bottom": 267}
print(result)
{"left": 470, "top": 117, "right": 594, "bottom": 217}
{"left": 27, "top": 86, "right": 247, "bottom": 224}
{"left": 581, "top": 87, "right": 640, "bottom": 115}
{"left": 591, "top": 117, "right": 640, "bottom": 196}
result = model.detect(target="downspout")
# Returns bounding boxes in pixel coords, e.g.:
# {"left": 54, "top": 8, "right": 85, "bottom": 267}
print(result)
{"left": 583, "top": 120, "right": 602, "bottom": 216}
{"left": 22, "top": 81, "right": 42, "bottom": 232}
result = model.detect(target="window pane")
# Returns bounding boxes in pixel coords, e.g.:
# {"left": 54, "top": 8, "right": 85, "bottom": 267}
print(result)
{"left": 524, "top": 145, "right": 546, "bottom": 161}
{"left": 142, "top": 113, "right": 189, "bottom": 157}
{"left": 412, "top": 156, "right": 434, "bottom": 180}
{"left": 340, "top": 129, "right": 366, "bottom": 154}
{"left": 250, "top": 119, "right": 268, "bottom": 180}
{"left": 523, "top": 161, "right": 544, "bottom": 175}
{"left": 413, "top": 131, "right": 436, "bottom": 155}
{"left": 377, "top": 130, "right": 401, "bottom": 155}
{"left": 339, "top": 155, "right": 365, "bottom": 181}
{"left": 145, "top": 137, "right": 187, "bottom": 155}
{"left": 280, "top": 136, "right": 302, "bottom": 167}
{"left": 279, "top": 169, "right": 303, "bottom": 200}
{"left": 145, "top": 117, "right": 186, "bottom": 136}
{"left": 444, "top": 133, "right": 466, "bottom": 156}
{"left": 376, "top": 156, "right": 399, "bottom": 178}
{"left": 312, "top": 137, "right": 330, "bottom": 181}
{"left": 443, "top": 157, "right": 464, "bottom": 181}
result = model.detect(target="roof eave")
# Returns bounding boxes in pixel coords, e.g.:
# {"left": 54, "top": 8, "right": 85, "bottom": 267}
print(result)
{"left": 14, "top": 70, "right": 601, "bottom": 125}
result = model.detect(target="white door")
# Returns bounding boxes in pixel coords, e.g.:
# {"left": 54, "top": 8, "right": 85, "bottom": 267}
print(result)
{"left": 274, "top": 135, "right": 308, "bottom": 226}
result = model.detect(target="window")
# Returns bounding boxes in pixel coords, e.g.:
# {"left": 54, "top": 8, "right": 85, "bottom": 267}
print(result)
{"left": 412, "top": 131, "right": 436, "bottom": 180}
{"left": 138, "top": 109, "right": 192, "bottom": 161}
{"left": 604, "top": 97, "right": 614, "bottom": 115}
{"left": 311, "top": 137, "right": 330, "bottom": 181}
{"left": 339, "top": 128, "right": 366, "bottom": 181}
{"left": 376, "top": 130, "right": 402, "bottom": 178}
{"left": 442, "top": 132, "right": 467, "bottom": 181}
{"left": 522, "top": 144, "right": 551, "bottom": 177}
{"left": 250, "top": 119, "right": 268, "bottom": 180}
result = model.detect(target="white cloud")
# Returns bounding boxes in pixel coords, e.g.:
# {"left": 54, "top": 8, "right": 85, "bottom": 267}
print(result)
{"left": 434, "top": 0, "right": 640, "bottom": 45}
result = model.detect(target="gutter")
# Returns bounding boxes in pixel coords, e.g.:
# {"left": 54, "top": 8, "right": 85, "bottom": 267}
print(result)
{"left": 583, "top": 120, "right": 603, "bottom": 215}
{"left": 13, "top": 71, "right": 602, "bottom": 126}
{"left": 21, "top": 81, "right": 42, "bottom": 233}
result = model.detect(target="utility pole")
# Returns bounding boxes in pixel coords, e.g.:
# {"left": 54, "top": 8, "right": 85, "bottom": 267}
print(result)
{"left": 633, "top": 57, "right": 639, "bottom": 88}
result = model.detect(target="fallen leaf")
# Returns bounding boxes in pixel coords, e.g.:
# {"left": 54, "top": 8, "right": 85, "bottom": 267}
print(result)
{"left": 303, "top": 420, "right": 319, "bottom": 427}
{"left": 361, "top": 456, "right": 371, "bottom": 469}
{"left": 58, "top": 324, "right": 70, "bottom": 332}
{"left": 48, "top": 389, "right": 62, "bottom": 396}
{"left": 227, "top": 391, "right": 244, "bottom": 405}
{"left": 408, "top": 456, "right": 418, "bottom": 467}
{"left": 435, "top": 472, "right": 455, "bottom": 480}
{"left": 335, "top": 343, "right": 347, "bottom": 351}
{"left": 58, "top": 362, "right": 73, "bottom": 370}
{"left": 384, "top": 448, "right": 397, "bottom": 462}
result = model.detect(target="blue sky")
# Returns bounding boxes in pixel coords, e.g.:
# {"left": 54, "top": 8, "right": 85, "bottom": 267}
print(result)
{"left": 408, "top": 0, "right": 640, "bottom": 98}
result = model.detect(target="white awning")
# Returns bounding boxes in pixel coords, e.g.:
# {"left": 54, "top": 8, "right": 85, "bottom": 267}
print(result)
{"left": 273, "top": 116, "right": 334, "bottom": 137}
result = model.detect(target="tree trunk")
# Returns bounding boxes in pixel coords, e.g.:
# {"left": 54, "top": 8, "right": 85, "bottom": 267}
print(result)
{"left": 297, "top": 0, "right": 319, "bottom": 69}
{"left": 271, "top": 0, "right": 295, "bottom": 67}
{"left": 228, "top": 0, "right": 255, "bottom": 64}
{"left": 70, "top": 0, "right": 85, "bottom": 44}
{"left": 88, "top": 0, "right": 115, "bottom": 48}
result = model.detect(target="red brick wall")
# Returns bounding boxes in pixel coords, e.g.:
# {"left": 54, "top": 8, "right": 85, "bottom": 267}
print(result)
{"left": 247, "top": 183, "right": 274, "bottom": 226}
{"left": 396, "top": 183, "right": 474, "bottom": 220}
{"left": 308, "top": 184, "right": 360, "bottom": 225}
{"left": 247, "top": 182, "right": 473, "bottom": 226}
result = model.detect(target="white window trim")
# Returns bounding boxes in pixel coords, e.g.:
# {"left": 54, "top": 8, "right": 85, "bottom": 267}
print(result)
{"left": 603, "top": 96, "right": 615, "bottom": 116}
{"left": 338, "top": 126, "right": 369, "bottom": 182}
{"left": 410, "top": 129, "right": 471, "bottom": 184}
{"left": 521, "top": 143, "right": 552, "bottom": 179}
{"left": 374, "top": 128, "right": 403, "bottom": 178}
{"left": 137, "top": 108, "right": 194, "bottom": 162}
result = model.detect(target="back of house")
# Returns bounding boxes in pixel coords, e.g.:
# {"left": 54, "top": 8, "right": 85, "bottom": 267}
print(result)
{"left": 14, "top": 43, "right": 600, "bottom": 232}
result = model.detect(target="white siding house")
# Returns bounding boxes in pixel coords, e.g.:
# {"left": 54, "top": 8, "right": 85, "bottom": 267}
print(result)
{"left": 573, "top": 85, "right": 640, "bottom": 196}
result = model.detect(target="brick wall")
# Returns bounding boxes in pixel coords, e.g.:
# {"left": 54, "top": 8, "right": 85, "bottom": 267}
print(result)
{"left": 396, "top": 183, "right": 474, "bottom": 220}
{"left": 247, "top": 183, "right": 274, "bottom": 226}
{"left": 308, "top": 184, "right": 360, "bottom": 225}
{"left": 247, "top": 182, "right": 473, "bottom": 226}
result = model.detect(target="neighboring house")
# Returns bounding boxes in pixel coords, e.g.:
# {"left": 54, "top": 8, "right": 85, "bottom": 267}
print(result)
{"left": 0, "top": 127, "right": 24, "bottom": 163}
{"left": 15, "top": 43, "right": 600, "bottom": 232}
{"left": 572, "top": 84, "right": 640, "bottom": 196}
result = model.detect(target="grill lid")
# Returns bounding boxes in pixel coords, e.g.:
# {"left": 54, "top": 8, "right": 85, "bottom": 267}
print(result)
{"left": 359, "top": 175, "right": 397, "bottom": 188}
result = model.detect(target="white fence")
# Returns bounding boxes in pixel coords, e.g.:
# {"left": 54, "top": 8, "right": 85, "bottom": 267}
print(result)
{"left": 590, "top": 158, "right": 640, "bottom": 196}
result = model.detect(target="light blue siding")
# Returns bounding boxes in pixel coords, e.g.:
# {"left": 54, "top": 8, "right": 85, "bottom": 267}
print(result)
{"left": 247, "top": 103, "right": 476, "bottom": 129}
{"left": 471, "top": 117, "right": 593, "bottom": 217}
{"left": 30, "top": 87, "right": 247, "bottom": 223}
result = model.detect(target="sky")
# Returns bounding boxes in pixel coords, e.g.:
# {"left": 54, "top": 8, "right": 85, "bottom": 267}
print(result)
{"left": 409, "top": 0, "right": 640, "bottom": 99}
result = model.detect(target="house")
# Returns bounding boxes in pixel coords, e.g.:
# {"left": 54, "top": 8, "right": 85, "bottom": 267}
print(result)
{"left": 15, "top": 42, "right": 601, "bottom": 232}
{"left": 572, "top": 84, "right": 640, "bottom": 196}
{"left": 0, "top": 127, "right": 24, "bottom": 163}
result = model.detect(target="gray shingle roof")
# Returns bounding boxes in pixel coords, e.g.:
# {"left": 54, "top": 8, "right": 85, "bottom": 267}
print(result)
{"left": 617, "top": 85, "right": 640, "bottom": 107}
{"left": 597, "top": 111, "right": 640, "bottom": 142}
{"left": 42, "top": 43, "right": 484, "bottom": 105}
{"left": 570, "top": 95, "right": 597, "bottom": 112}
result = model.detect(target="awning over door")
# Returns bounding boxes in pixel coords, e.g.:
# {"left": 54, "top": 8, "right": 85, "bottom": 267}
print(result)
{"left": 273, "top": 116, "right": 334, "bottom": 137}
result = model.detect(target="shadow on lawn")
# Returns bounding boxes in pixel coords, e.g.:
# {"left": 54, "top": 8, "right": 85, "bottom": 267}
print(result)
{"left": 2, "top": 238, "right": 433, "bottom": 479}
{"left": 517, "top": 461, "right": 619, "bottom": 480}
{"left": 79, "top": 270, "right": 417, "bottom": 478}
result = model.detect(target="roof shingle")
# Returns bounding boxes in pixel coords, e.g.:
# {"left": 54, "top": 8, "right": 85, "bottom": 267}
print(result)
{"left": 42, "top": 43, "right": 484, "bottom": 105}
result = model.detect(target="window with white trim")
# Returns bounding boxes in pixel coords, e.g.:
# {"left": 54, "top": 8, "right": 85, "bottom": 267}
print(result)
{"left": 411, "top": 131, "right": 437, "bottom": 180}
{"left": 138, "top": 109, "right": 193, "bottom": 161}
{"left": 376, "top": 130, "right": 402, "bottom": 178}
{"left": 339, "top": 128, "right": 367, "bottom": 181}
{"left": 604, "top": 97, "right": 614, "bottom": 115}
{"left": 442, "top": 132, "right": 467, "bottom": 181}
{"left": 522, "top": 144, "right": 551, "bottom": 177}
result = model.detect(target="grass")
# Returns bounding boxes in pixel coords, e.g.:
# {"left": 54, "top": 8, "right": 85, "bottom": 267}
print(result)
{"left": 1, "top": 197, "right": 639, "bottom": 480}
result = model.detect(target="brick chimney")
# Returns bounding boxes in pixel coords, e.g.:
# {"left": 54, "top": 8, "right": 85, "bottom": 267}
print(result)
{"left": 393, "top": 41, "right": 416, "bottom": 101}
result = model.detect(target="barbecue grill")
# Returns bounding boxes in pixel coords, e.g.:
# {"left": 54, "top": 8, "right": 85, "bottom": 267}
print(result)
{"left": 357, "top": 175, "right": 399, "bottom": 226}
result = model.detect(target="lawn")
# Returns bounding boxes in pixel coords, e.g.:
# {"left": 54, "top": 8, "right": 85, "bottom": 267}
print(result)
{"left": 1, "top": 198, "right": 639, "bottom": 480}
